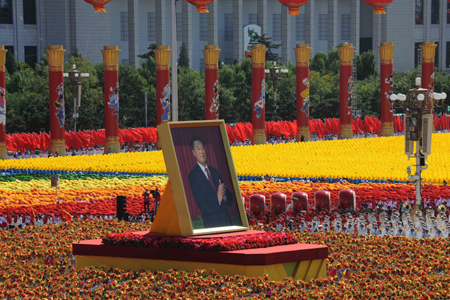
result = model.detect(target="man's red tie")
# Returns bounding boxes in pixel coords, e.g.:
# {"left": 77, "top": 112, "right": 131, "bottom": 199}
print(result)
{"left": 206, "top": 167, "right": 217, "bottom": 192}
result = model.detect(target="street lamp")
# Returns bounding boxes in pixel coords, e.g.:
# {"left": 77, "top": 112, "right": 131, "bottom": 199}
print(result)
{"left": 64, "top": 64, "right": 89, "bottom": 132}
{"left": 265, "top": 61, "right": 288, "bottom": 113}
{"left": 171, "top": 0, "right": 178, "bottom": 122}
{"left": 390, "top": 77, "right": 446, "bottom": 217}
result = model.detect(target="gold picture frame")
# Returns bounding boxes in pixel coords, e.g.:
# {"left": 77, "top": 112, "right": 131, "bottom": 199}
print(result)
{"left": 150, "top": 120, "right": 249, "bottom": 237}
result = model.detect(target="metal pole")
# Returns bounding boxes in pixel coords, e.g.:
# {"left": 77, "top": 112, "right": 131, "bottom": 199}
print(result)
{"left": 274, "top": 90, "right": 277, "bottom": 115}
{"left": 73, "top": 96, "right": 77, "bottom": 132}
{"left": 145, "top": 93, "right": 148, "bottom": 128}
{"left": 171, "top": 0, "right": 178, "bottom": 122}
{"left": 415, "top": 141, "right": 422, "bottom": 206}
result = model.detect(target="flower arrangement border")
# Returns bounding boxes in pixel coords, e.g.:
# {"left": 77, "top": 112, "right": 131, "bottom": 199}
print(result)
{"left": 102, "top": 231, "right": 298, "bottom": 252}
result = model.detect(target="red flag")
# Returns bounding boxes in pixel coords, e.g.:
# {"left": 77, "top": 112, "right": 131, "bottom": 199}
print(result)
{"left": 6, "top": 134, "right": 17, "bottom": 152}
{"left": 70, "top": 131, "right": 84, "bottom": 149}
{"left": 64, "top": 131, "right": 72, "bottom": 150}
{"left": 98, "top": 130, "right": 106, "bottom": 145}
{"left": 62, "top": 209, "right": 72, "bottom": 222}
{"left": 77, "top": 131, "right": 90, "bottom": 148}
{"left": 30, "top": 205, "right": 35, "bottom": 224}
{"left": 130, "top": 128, "right": 143, "bottom": 145}
{"left": 44, "top": 132, "right": 51, "bottom": 151}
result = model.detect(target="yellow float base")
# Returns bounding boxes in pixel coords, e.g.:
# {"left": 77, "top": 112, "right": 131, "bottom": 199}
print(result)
{"left": 75, "top": 255, "right": 326, "bottom": 282}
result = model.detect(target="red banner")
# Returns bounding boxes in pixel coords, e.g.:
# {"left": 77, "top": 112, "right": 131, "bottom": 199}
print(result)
{"left": 252, "top": 65, "right": 266, "bottom": 139}
{"left": 297, "top": 64, "right": 310, "bottom": 138}
{"left": 339, "top": 64, "right": 353, "bottom": 137}
{"left": 205, "top": 66, "right": 219, "bottom": 120}
{"left": 156, "top": 68, "right": 170, "bottom": 125}
{"left": 0, "top": 68, "right": 5, "bottom": 145}
{"left": 380, "top": 62, "right": 394, "bottom": 129}
{"left": 104, "top": 68, "right": 119, "bottom": 142}
{"left": 49, "top": 70, "right": 65, "bottom": 143}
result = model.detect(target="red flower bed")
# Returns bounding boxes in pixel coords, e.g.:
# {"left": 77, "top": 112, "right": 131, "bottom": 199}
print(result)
{"left": 102, "top": 231, "right": 298, "bottom": 251}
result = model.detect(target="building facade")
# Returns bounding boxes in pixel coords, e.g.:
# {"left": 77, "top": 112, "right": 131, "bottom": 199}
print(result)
{"left": 1, "top": 0, "right": 449, "bottom": 72}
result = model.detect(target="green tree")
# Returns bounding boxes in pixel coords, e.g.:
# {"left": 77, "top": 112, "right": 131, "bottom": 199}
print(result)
{"left": 138, "top": 43, "right": 158, "bottom": 61}
{"left": 177, "top": 67, "right": 204, "bottom": 120}
{"left": 5, "top": 52, "right": 17, "bottom": 75}
{"left": 178, "top": 42, "right": 190, "bottom": 68}
{"left": 252, "top": 33, "right": 282, "bottom": 62}
{"left": 357, "top": 51, "right": 377, "bottom": 80}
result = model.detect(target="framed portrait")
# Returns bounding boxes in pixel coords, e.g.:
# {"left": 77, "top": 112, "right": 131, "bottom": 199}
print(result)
{"left": 157, "top": 120, "right": 249, "bottom": 236}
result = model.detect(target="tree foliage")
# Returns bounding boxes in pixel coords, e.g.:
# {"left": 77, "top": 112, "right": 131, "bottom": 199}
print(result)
{"left": 178, "top": 42, "right": 190, "bottom": 69}
{"left": 252, "top": 33, "right": 282, "bottom": 62}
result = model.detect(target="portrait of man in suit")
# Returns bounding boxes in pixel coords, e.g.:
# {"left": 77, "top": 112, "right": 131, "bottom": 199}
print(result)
{"left": 188, "top": 135, "right": 233, "bottom": 228}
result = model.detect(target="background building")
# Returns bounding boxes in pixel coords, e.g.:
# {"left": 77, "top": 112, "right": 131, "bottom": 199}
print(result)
{"left": 0, "top": 0, "right": 449, "bottom": 72}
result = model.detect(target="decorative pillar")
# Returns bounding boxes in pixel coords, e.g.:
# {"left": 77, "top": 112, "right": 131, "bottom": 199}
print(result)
{"left": 379, "top": 42, "right": 395, "bottom": 137}
{"left": 101, "top": 46, "right": 121, "bottom": 154}
{"left": 251, "top": 45, "right": 267, "bottom": 145}
{"left": 294, "top": 44, "right": 311, "bottom": 142}
{"left": 338, "top": 43, "right": 355, "bottom": 139}
{"left": 203, "top": 45, "right": 221, "bottom": 120}
{"left": 0, "top": 46, "right": 7, "bottom": 159}
{"left": 46, "top": 45, "right": 66, "bottom": 156}
{"left": 420, "top": 41, "right": 437, "bottom": 112}
{"left": 154, "top": 45, "right": 171, "bottom": 148}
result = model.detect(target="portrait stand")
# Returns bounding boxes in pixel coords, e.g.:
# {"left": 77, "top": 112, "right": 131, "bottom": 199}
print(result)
{"left": 73, "top": 121, "right": 328, "bottom": 282}
{"left": 150, "top": 180, "right": 182, "bottom": 236}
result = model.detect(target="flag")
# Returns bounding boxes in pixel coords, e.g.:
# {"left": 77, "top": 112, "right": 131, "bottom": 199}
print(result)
{"left": 5, "top": 134, "right": 17, "bottom": 152}
{"left": 62, "top": 209, "right": 72, "bottom": 222}
{"left": 30, "top": 205, "right": 35, "bottom": 224}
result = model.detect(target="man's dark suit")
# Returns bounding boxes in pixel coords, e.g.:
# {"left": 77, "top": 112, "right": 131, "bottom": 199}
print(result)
{"left": 188, "top": 164, "right": 233, "bottom": 228}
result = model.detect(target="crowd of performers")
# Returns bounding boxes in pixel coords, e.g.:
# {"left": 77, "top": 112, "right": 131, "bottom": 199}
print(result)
{"left": 1, "top": 212, "right": 156, "bottom": 231}
{"left": 3, "top": 188, "right": 450, "bottom": 240}
{"left": 246, "top": 194, "right": 450, "bottom": 239}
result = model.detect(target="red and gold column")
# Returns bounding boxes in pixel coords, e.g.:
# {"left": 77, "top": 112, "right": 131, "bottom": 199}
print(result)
{"left": 203, "top": 45, "right": 221, "bottom": 120}
{"left": 154, "top": 45, "right": 171, "bottom": 148}
{"left": 420, "top": 41, "right": 437, "bottom": 112}
{"left": 251, "top": 45, "right": 267, "bottom": 145}
{"left": 101, "top": 46, "right": 121, "bottom": 154}
{"left": 46, "top": 45, "right": 66, "bottom": 156}
{"left": 338, "top": 43, "right": 355, "bottom": 139}
{"left": 294, "top": 44, "right": 311, "bottom": 142}
{"left": 379, "top": 42, "right": 395, "bottom": 137}
{"left": 0, "top": 46, "right": 7, "bottom": 159}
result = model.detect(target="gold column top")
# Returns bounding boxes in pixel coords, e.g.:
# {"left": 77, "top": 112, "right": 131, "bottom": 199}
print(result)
{"left": 46, "top": 45, "right": 66, "bottom": 67}
{"left": 379, "top": 42, "right": 395, "bottom": 63}
{"left": 338, "top": 43, "right": 355, "bottom": 63}
{"left": 251, "top": 45, "right": 267, "bottom": 64}
{"left": 154, "top": 45, "right": 172, "bottom": 66}
{"left": 0, "top": 45, "right": 7, "bottom": 66}
{"left": 101, "top": 45, "right": 121, "bottom": 66}
{"left": 420, "top": 41, "right": 437, "bottom": 60}
{"left": 203, "top": 45, "right": 221, "bottom": 65}
{"left": 294, "top": 44, "right": 311, "bottom": 64}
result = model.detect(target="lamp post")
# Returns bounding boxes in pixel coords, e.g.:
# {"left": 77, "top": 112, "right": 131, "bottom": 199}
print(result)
{"left": 171, "top": 0, "right": 178, "bottom": 122}
{"left": 65, "top": 64, "right": 89, "bottom": 132}
{"left": 265, "top": 62, "right": 288, "bottom": 116}
{"left": 390, "top": 77, "right": 446, "bottom": 219}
